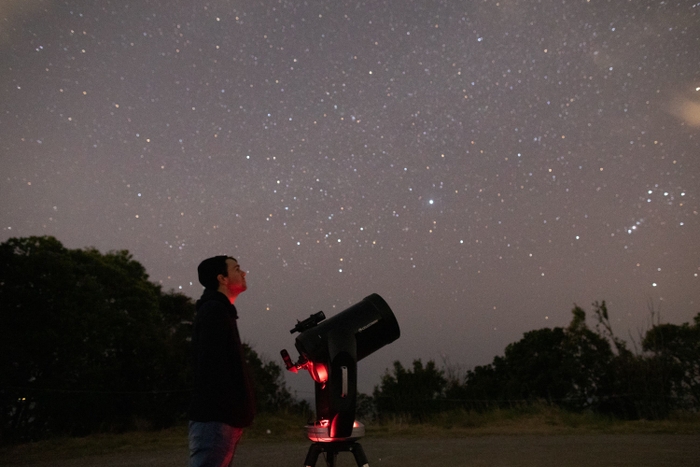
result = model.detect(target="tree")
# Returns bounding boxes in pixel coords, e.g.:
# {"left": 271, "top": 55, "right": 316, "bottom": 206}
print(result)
{"left": 460, "top": 305, "right": 614, "bottom": 412}
{"left": 0, "top": 236, "right": 194, "bottom": 441}
{"left": 0, "top": 236, "right": 307, "bottom": 442}
{"left": 562, "top": 305, "right": 617, "bottom": 410}
{"left": 242, "top": 344, "right": 308, "bottom": 414}
{"left": 590, "top": 300, "right": 677, "bottom": 420}
{"left": 373, "top": 359, "right": 447, "bottom": 421}
{"left": 642, "top": 313, "right": 700, "bottom": 411}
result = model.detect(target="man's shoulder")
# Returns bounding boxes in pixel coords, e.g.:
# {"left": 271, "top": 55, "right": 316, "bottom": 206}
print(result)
{"left": 197, "top": 290, "right": 228, "bottom": 308}
{"left": 196, "top": 291, "right": 236, "bottom": 321}
{"left": 197, "top": 298, "right": 229, "bottom": 316}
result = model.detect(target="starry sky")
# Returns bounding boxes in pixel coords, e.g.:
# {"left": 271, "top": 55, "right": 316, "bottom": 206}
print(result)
{"left": 1, "top": 0, "right": 699, "bottom": 397}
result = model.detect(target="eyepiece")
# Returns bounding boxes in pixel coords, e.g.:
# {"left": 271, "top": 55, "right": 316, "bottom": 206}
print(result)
{"left": 290, "top": 310, "right": 326, "bottom": 334}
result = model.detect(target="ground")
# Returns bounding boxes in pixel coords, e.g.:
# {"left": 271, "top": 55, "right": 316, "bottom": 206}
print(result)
{"left": 7, "top": 434, "right": 700, "bottom": 467}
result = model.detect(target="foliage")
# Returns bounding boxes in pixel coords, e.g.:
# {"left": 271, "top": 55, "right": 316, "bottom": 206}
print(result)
{"left": 242, "top": 344, "right": 309, "bottom": 415}
{"left": 372, "top": 301, "right": 700, "bottom": 422}
{"left": 640, "top": 312, "right": 700, "bottom": 413}
{"left": 0, "top": 236, "right": 194, "bottom": 441}
{"left": 587, "top": 300, "right": 674, "bottom": 419}
{"left": 452, "top": 305, "right": 614, "bottom": 413}
{"left": 373, "top": 359, "right": 447, "bottom": 422}
{"left": 0, "top": 236, "right": 302, "bottom": 443}
{"left": 355, "top": 392, "right": 378, "bottom": 422}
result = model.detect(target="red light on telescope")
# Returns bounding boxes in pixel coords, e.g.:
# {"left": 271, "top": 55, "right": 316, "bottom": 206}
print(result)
{"left": 330, "top": 415, "right": 340, "bottom": 438}
{"left": 308, "top": 361, "right": 328, "bottom": 384}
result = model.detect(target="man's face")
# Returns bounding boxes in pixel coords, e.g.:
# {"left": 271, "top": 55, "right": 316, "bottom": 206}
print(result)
{"left": 222, "top": 258, "right": 247, "bottom": 295}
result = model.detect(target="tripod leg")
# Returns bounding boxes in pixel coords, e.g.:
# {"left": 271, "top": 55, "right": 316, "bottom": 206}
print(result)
{"left": 304, "top": 443, "right": 323, "bottom": 467}
{"left": 325, "top": 449, "right": 338, "bottom": 467}
{"left": 350, "top": 442, "right": 369, "bottom": 467}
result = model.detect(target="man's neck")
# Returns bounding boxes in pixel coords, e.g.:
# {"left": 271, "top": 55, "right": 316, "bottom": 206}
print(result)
{"left": 217, "top": 287, "right": 237, "bottom": 305}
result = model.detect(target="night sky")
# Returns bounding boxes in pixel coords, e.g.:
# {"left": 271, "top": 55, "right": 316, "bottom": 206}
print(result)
{"left": 2, "top": 0, "right": 699, "bottom": 397}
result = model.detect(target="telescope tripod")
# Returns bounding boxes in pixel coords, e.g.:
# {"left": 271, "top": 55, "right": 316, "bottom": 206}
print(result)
{"left": 303, "top": 440, "right": 369, "bottom": 467}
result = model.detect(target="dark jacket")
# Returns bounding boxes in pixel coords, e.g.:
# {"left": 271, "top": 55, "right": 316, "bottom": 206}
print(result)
{"left": 188, "top": 289, "right": 255, "bottom": 427}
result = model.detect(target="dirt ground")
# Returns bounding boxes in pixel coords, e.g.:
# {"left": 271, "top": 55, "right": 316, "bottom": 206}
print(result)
{"left": 8, "top": 434, "right": 700, "bottom": 467}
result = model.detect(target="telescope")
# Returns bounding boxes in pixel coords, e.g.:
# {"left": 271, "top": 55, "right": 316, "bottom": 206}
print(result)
{"left": 281, "top": 293, "right": 400, "bottom": 467}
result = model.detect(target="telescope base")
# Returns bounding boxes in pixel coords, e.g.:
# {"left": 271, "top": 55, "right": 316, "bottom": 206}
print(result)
{"left": 303, "top": 440, "right": 369, "bottom": 467}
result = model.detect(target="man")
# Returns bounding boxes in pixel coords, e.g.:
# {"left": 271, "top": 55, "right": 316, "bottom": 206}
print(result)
{"left": 188, "top": 256, "right": 256, "bottom": 467}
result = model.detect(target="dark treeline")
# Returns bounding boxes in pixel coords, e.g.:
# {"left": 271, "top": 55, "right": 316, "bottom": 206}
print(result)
{"left": 371, "top": 303, "right": 700, "bottom": 422}
{"left": 2, "top": 236, "right": 698, "bottom": 443}
{"left": 0, "top": 236, "right": 306, "bottom": 443}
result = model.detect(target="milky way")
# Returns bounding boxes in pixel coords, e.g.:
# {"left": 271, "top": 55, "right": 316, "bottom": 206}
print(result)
{"left": 1, "top": 0, "right": 698, "bottom": 396}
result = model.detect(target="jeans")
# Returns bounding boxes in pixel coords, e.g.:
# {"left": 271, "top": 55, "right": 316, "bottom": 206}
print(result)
{"left": 189, "top": 421, "right": 244, "bottom": 467}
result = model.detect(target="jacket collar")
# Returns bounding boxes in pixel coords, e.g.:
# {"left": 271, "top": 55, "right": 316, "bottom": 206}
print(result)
{"left": 196, "top": 289, "right": 238, "bottom": 319}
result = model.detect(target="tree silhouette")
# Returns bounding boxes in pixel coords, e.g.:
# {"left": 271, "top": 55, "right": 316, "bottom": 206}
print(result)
{"left": 0, "top": 236, "right": 194, "bottom": 440}
{"left": 373, "top": 359, "right": 447, "bottom": 421}
{"left": 457, "top": 306, "right": 614, "bottom": 411}
{"left": 0, "top": 236, "right": 303, "bottom": 442}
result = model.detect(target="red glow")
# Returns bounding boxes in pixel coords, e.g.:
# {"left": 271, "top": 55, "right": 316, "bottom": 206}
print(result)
{"left": 330, "top": 415, "right": 340, "bottom": 438}
{"left": 307, "top": 361, "right": 328, "bottom": 383}
{"left": 306, "top": 419, "right": 364, "bottom": 442}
